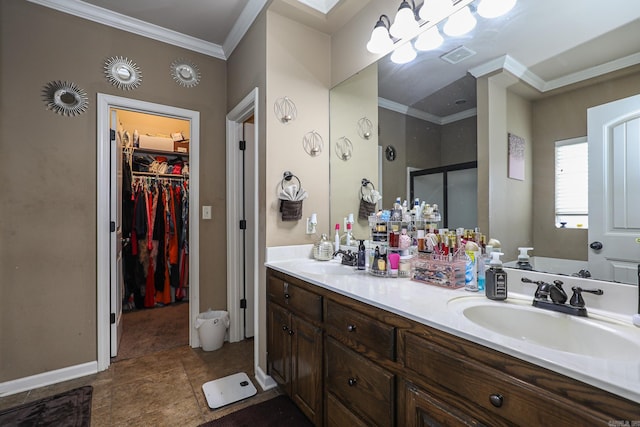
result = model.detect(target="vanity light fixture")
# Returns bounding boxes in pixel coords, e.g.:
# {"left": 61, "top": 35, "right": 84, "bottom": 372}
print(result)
{"left": 477, "top": 0, "right": 516, "bottom": 18}
{"left": 390, "top": 0, "right": 420, "bottom": 39}
{"left": 366, "top": 0, "right": 516, "bottom": 60}
{"left": 443, "top": 5, "right": 476, "bottom": 36}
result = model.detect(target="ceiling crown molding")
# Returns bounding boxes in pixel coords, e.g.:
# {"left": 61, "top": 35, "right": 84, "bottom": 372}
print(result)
{"left": 379, "top": 97, "right": 476, "bottom": 125}
{"left": 223, "top": 0, "right": 269, "bottom": 58}
{"left": 27, "top": 0, "right": 229, "bottom": 59}
{"left": 470, "top": 53, "right": 640, "bottom": 93}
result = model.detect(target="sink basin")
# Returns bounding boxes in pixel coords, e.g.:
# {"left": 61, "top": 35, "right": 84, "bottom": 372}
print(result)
{"left": 449, "top": 297, "right": 640, "bottom": 361}
{"left": 296, "top": 261, "right": 356, "bottom": 276}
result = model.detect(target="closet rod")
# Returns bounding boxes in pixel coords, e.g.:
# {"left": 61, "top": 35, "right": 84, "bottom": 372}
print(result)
{"left": 132, "top": 171, "right": 188, "bottom": 180}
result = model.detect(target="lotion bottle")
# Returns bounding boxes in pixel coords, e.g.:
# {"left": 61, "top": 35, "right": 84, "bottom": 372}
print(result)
{"left": 486, "top": 252, "right": 507, "bottom": 300}
{"left": 516, "top": 247, "right": 534, "bottom": 270}
{"left": 334, "top": 223, "right": 340, "bottom": 252}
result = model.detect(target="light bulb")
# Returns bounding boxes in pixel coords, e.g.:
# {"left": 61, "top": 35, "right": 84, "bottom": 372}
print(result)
{"left": 390, "top": 2, "right": 419, "bottom": 39}
{"left": 418, "top": 0, "right": 452, "bottom": 22}
{"left": 443, "top": 5, "right": 476, "bottom": 36}
{"left": 366, "top": 24, "right": 393, "bottom": 54}
{"left": 391, "top": 43, "right": 417, "bottom": 64}
{"left": 414, "top": 26, "right": 444, "bottom": 51}
{"left": 477, "top": 0, "right": 516, "bottom": 18}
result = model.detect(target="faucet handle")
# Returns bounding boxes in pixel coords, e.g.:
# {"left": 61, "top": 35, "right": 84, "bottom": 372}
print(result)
{"left": 521, "top": 277, "right": 551, "bottom": 300}
{"left": 570, "top": 286, "right": 604, "bottom": 307}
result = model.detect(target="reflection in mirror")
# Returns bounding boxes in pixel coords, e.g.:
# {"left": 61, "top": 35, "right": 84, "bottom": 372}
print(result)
{"left": 330, "top": 2, "right": 640, "bottom": 283}
{"left": 330, "top": 63, "right": 379, "bottom": 241}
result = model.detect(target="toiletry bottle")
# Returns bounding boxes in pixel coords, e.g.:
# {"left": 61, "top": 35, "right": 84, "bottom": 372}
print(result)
{"left": 372, "top": 246, "right": 380, "bottom": 271}
{"left": 486, "top": 252, "right": 507, "bottom": 300}
{"left": 477, "top": 253, "right": 486, "bottom": 292}
{"left": 516, "top": 247, "right": 534, "bottom": 270}
{"left": 357, "top": 240, "right": 366, "bottom": 270}
{"left": 346, "top": 222, "right": 353, "bottom": 246}
{"left": 334, "top": 223, "right": 340, "bottom": 252}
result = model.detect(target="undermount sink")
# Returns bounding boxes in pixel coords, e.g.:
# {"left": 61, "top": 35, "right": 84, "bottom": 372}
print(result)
{"left": 296, "top": 261, "right": 356, "bottom": 276}
{"left": 448, "top": 297, "right": 640, "bottom": 361}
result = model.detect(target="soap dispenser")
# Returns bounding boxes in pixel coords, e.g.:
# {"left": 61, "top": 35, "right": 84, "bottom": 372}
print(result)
{"left": 516, "top": 247, "right": 534, "bottom": 270}
{"left": 486, "top": 252, "right": 507, "bottom": 300}
{"left": 357, "top": 240, "right": 366, "bottom": 270}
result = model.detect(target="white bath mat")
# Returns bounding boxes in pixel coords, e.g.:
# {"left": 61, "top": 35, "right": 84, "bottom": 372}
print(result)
{"left": 202, "top": 372, "right": 257, "bottom": 409}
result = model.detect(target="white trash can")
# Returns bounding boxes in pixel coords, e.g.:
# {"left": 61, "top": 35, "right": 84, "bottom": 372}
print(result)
{"left": 195, "top": 310, "right": 229, "bottom": 351}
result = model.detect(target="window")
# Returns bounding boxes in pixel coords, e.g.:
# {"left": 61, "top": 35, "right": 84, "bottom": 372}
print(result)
{"left": 555, "top": 137, "right": 588, "bottom": 228}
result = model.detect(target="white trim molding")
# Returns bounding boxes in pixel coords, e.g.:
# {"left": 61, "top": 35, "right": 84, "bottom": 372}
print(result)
{"left": 27, "top": 0, "right": 268, "bottom": 59}
{"left": 0, "top": 362, "right": 97, "bottom": 397}
{"left": 378, "top": 97, "right": 477, "bottom": 125}
{"left": 255, "top": 365, "right": 278, "bottom": 391}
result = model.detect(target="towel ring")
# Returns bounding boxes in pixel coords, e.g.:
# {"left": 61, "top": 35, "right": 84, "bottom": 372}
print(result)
{"left": 280, "top": 171, "right": 301, "bottom": 192}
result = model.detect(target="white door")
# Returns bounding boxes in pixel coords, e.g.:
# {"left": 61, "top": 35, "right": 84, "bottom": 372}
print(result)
{"left": 243, "top": 121, "right": 256, "bottom": 338}
{"left": 587, "top": 94, "right": 640, "bottom": 284}
{"left": 110, "top": 108, "right": 124, "bottom": 356}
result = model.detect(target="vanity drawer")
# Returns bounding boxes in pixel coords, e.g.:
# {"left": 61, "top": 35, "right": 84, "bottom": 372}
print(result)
{"left": 403, "top": 332, "right": 605, "bottom": 426}
{"left": 325, "top": 299, "right": 395, "bottom": 360}
{"left": 326, "top": 337, "right": 394, "bottom": 426}
{"left": 267, "top": 276, "right": 322, "bottom": 322}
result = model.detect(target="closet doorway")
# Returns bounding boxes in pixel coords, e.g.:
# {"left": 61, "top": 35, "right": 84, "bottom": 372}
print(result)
{"left": 97, "top": 94, "right": 200, "bottom": 371}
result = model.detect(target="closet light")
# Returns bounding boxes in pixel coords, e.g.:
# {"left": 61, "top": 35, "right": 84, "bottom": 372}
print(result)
{"left": 366, "top": 15, "right": 393, "bottom": 54}
{"left": 389, "top": 1, "right": 419, "bottom": 39}
{"left": 477, "top": 0, "right": 517, "bottom": 18}
{"left": 418, "top": 0, "right": 453, "bottom": 23}
{"left": 391, "top": 42, "right": 417, "bottom": 64}
{"left": 443, "top": 5, "right": 476, "bottom": 36}
{"left": 414, "top": 26, "right": 444, "bottom": 51}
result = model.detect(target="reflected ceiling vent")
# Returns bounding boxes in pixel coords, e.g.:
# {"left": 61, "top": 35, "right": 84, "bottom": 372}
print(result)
{"left": 440, "top": 46, "right": 476, "bottom": 64}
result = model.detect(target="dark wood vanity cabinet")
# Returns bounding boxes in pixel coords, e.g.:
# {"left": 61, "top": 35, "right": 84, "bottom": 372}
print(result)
{"left": 266, "top": 268, "right": 640, "bottom": 427}
{"left": 267, "top": 275, "right": 323, "bottom": 426}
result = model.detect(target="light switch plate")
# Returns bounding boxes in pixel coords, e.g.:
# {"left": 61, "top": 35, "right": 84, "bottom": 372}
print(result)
{"left": 202, "top": 205, "right": 212, "bottom": 220}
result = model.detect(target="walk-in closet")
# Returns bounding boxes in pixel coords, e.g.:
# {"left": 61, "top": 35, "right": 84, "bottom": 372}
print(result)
{"left": 114, "top": 108, "right": 190, "bottom": 360}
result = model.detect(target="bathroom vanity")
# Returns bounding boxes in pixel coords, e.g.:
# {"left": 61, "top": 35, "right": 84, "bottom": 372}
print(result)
{"left": 266, "top": 257, "right": 640, "bottom": 426}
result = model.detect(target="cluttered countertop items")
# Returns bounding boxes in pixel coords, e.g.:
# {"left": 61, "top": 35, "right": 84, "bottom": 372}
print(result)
{"left": 266, "top": 244, "right": 640, "bottom": 404}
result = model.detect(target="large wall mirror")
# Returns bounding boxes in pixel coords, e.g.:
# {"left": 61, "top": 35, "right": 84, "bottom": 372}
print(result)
{"left": 329, "top": 1, "right": 640, "bottom": 284}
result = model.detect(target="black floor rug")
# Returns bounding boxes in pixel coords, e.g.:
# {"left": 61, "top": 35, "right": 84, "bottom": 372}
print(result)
{"left": 201, "top": 395, "right": 313, "bottom": 427}
{"left": 0, "top": 385, "right": 92, "bottom": 427}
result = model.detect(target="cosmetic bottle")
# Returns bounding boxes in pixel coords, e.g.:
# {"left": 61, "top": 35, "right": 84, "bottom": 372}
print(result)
{"left": 357, "top": 240, "right": 366, "bottom": 270}
{"left": 486, "top": 252, "right": 507, "bottom": 300}
{"left": 334, "top": 223, "right": 340, "bottom": 252}
{"left": 372, "top": 246, "right": 380, "bottom": 271}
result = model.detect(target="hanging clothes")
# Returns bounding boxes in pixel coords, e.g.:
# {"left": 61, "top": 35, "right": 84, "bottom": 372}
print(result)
{"left": 122, "top": 173, "right": 189, "bottom": 310}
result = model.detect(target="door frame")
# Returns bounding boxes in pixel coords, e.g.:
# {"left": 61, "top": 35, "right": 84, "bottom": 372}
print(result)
{"left": 226, "top": 89, "right": 259, "bottom": 354}
{"left": 96, "top": 93, "right": 200, "bottom": 371}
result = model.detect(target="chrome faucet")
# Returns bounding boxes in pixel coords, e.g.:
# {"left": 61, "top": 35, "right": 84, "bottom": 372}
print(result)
{"left": 521, "top": 277, "right": 603, "bottom": 317}
{"left": 333, "top": 250, "right": 357, "bottom": 266}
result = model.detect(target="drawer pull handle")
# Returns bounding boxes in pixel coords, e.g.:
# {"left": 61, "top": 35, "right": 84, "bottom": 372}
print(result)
{"left": 347, "top": 324, "right": 356, "bottom": 332}
{"left": 284, "top": 293, "right": 290, "bottom": 299}
{"left": 282, "top": 325, "right": 288, "bottom": 331}
{"left": 348, "top": 377, "right": 357, "bottom": 387}
{"left": 489, "top": 393, "right": 504, "bottom": 408}
{"left": 288, "top": 329, "right": 294, "bottom": 336}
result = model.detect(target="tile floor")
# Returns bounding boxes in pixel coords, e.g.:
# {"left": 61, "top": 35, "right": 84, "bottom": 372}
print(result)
{"left": 0, "top": 339, "right": 281, "bottom": 426}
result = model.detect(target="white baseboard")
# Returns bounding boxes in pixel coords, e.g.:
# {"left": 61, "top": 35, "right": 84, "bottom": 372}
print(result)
{"left": 0, "top": 361, "right": 98, "bottom": 397}
{"left": 254, "top": 366, "right": 277, "bottom": 391}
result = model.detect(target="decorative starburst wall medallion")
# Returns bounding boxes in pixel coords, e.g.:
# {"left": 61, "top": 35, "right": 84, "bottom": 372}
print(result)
{"left": 104, "top": 56, "right": 142, "bottom": 90}
{"left": 42, "top": 80, "right": 89, "bottom": 117}
{"left": 170, "top": 59, "right": 201, "bottom": 88}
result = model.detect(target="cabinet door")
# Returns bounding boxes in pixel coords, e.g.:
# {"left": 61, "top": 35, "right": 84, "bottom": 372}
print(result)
{"left": 291, "top": 314, "right": 323, "bottom": 426}
{"left": 400, "top": 380, "right": 484, "bottom": 427}
{"left": 267, "top": 302, "right": 291, "bottom": 391}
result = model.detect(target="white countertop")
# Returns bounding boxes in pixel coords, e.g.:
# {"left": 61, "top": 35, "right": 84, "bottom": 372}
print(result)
{"left": 265, "top": 246, "right": 640, "bottom": 404}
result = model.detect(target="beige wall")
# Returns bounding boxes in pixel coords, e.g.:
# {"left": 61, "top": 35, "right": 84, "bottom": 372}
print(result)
{"left": 330, "top": 64, "right": 378, "bottom": 239}
{"left": 477, "top": 71, "right": 534, "bottom": 260}
{"left": 440, "top": 116, "right": 477, "bottom": 165}
{"left": 0, "top": 0, "right": 227, "bottom": 382}
{"left": 531, "top": 69, "right": 640, "bottom": 260}
{"left": 266, "top": 11, "right": 331, "bottom": 248}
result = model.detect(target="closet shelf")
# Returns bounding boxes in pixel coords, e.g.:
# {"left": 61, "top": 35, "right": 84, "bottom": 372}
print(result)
{"left": 132, "top": 147, "right": 189, "bottom": 157}
{"left": 132, "top": 171, "right": 188, "bottom": 179}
